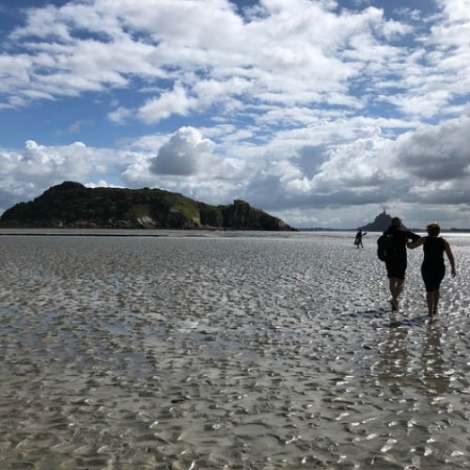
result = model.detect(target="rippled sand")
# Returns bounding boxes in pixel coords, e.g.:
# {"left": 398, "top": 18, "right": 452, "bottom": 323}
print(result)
{"left": 1, "top": 231, "right": 470, "bottom": 470}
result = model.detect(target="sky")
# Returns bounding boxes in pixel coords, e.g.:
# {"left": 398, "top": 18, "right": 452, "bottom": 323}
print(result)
{"left": 1, "top": 0, "right": 470, "bottom": 229}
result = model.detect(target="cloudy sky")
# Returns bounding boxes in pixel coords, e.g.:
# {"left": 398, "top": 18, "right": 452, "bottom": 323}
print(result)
{"left": 1, "top": 0, "right": 469, "bottom": 229}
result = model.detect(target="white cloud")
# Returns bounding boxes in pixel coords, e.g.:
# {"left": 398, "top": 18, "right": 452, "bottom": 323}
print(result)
{"left": 138, "top": 86, "right": 196, "bottom": 124}
{"left": 108, "top": 106, "right": 132, "bottom": 124}
{"left": 0, "top": 0, "right": 402, "bottom": 116}
{"left": 396, "top": 116, "right": 470, "bottom": 182}
{"left": 1, "top": 0, "right": 470, "bottom": 228}
{"left": 437, "top": 0, "right": 470, "bottom": 23}
{"left": 149, "top": 127, "right": 216, "bottom": 176}
{"left": 0, "top": 140, "right": 132, "bottom": 212}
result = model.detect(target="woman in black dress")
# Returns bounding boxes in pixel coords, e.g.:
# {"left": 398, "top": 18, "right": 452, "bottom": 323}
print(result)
{"left": 407, "top": 222, "right": 456, "bottom": 321}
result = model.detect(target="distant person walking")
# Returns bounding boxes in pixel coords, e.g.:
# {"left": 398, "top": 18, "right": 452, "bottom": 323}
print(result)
{"left": 381, "top": 217, "right": 420, "bottom": 311}
{"left": 354, "top": 229, "right": 367, "bottom": 248}
{"left": 407, "top": 222, "right": 456, "bottom": 322}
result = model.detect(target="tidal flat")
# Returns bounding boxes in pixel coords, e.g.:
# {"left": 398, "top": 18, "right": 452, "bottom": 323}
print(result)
{"left": 1, "top": 231, "right": 470, "bottom": 470}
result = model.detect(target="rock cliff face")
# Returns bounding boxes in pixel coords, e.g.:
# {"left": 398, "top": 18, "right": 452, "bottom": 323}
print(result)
{"left": 0, "top": 181, "right": 296, "bottom": 231}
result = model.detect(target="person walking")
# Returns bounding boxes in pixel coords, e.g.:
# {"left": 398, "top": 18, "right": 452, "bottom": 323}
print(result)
{"left": 407, "top": 222, "right": 456, "bottom": 322}
{"left": 382, "top": 217, "right": 421, "bottom": 311}
{"left": 354, "top": 229, "right": 367, "bottom": 248}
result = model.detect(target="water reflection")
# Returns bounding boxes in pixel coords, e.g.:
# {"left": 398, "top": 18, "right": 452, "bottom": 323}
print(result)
{"left": 376, "top": 314, "right": 410, "bottom": 391}
{"left": 421, "top": 322, "right": 450, "bottom": 395}
{"left": 374, "top": 314, "right": 450, "bottom": 397}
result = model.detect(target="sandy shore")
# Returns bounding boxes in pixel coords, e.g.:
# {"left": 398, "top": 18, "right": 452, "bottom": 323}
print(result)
{"left": 0, "top": 231, "right": 469, "bottom": 469}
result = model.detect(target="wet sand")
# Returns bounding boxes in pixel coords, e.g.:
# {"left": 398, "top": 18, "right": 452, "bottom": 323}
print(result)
{"left": 1, "top": 231, "right": 470, "bottom": 469}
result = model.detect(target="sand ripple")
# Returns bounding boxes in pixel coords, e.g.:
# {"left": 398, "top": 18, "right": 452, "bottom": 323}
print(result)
{"left": 1, "top": 232, "right": 470, "bottom": 469}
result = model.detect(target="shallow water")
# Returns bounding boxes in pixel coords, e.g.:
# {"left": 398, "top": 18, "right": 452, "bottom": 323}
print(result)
{"left": 1, "top": 231, "right": 470, "bottom": 469}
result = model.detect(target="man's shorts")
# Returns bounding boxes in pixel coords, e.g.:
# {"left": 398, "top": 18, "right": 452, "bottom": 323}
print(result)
{"left": 386, "top": 262, "right": 406, "bottom": 280}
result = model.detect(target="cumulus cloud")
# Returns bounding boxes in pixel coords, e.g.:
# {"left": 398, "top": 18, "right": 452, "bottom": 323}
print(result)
{"left": 107, "top": 106, "right": 133, "bottom": 124}
{"left": 396, "top": 117, "right": 470, "bottom": 181}
{"left": 0, "top": 0, "right": 407, "bottom": 119}
{"left": 138, "top": 86, "right": 196, "bottom": 124}
{"left": 149, "top": 127, "right": 216, "bottom": 176}
{"left": 0, "top": 140, "right": 130, "bottom": 211}
{"left": 1, "top": 0, "right": 470, "bottom": 228}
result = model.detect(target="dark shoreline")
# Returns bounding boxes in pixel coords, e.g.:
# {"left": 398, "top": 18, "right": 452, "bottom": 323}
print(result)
{"left": 0, "top": 232, "right": 170, "bottom": 237}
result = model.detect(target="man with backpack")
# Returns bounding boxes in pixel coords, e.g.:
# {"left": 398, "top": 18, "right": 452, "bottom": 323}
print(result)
{"left": 378, "top": 217, "right": 421, "bottom": 310}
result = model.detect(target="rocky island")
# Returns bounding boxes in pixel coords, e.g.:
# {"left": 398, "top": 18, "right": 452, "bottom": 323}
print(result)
{"left": 0, "top": 182, "right": 295, "bottom": 231}
{"left": 360, "top": 210, "right": 393, "bottom": 232}
{"left": 359, "top": 210, "right": 411, "bottom": 232}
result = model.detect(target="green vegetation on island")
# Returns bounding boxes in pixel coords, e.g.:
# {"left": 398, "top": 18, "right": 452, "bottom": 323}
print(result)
{"left": 0, "top": 181, "right": 295, "bottom": 231}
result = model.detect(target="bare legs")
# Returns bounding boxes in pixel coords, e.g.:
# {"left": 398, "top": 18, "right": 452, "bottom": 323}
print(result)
{"left": 389, "top": 278, "right": 404, "bottom": 310}
{"left": 426, "top": 289, "right": 440, "bottom": 321}
{"left": 388, "top": 275, "right": 441, "bottom": 320}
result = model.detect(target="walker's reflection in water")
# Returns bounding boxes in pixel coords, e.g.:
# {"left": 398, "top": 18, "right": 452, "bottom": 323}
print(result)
{"left": 376, "top": 315, "right": 410, "bottom": 391}
{"left": 1, "top": 232, "right": 469, "bottom": 469}
{"left": 421, "top": 323, "right": 450, "bottom": 395}
{"left": 375, "top": 315, "right": 450, "bottom": 395}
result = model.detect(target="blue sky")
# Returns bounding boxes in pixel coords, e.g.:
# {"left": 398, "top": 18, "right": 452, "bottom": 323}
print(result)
{"left": 1, "top": 0, "right": 469, "bottom": 229}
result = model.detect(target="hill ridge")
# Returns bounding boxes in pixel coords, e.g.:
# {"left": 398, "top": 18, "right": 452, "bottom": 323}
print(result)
{"left": 0, "top": 181, "right": 295, "bottom": 231}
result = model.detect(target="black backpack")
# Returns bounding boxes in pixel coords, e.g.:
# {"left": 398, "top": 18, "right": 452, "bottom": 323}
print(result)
{"left": 377, "top": 233, "right": 395, "bottom": 262}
